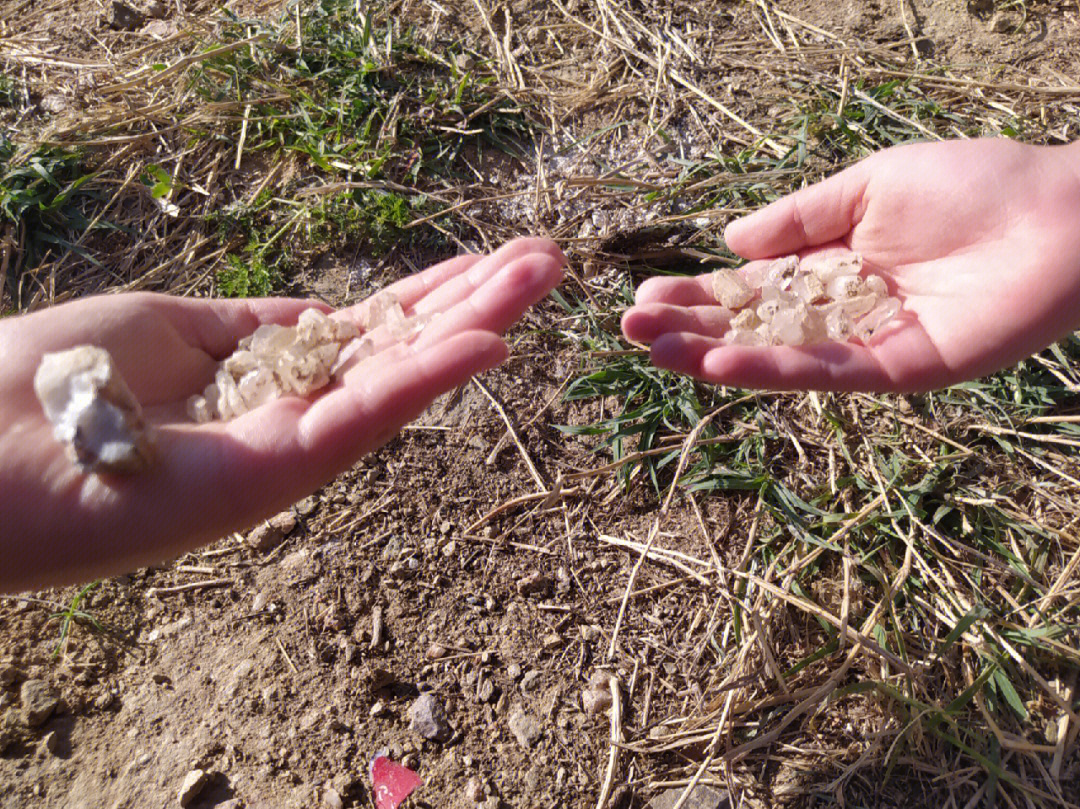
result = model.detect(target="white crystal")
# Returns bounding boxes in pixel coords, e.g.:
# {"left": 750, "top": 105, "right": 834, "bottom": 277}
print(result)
{"left": 188, "top": 295, "right": 429, "bottom": 422}
{"left": 855, "top": 297, "right": 902, "bottom": 342}
{"left": 719, "top": 251, "right": 900, "bottom": 348}
{"left": 727, "top": 328, "right": 768, "bottom": 346}
{"left": 711, "top": 269, "right": 753, "bottom": 309}
{"left": 769, "top": 309, "right": 805, "bottom": 346}
{"left": 764, "top": 256, "right": 799, "bottom": 290}
{"left": 804, "top": 252, "right": 862, "bottom": 281}
{"left": 34, "top": 346, "right": 154, "bottom": 474}
{"left": 826, "top": 275, "right": 864, "bottom": 301}
{"left": 864, "top": 275, "right": 888, "bottom": 298}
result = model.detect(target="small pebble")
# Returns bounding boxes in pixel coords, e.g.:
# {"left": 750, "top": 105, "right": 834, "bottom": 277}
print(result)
{"left": 465, "top": 776, "right": 486, "bottom": 802}
{"left": 177, "top": 769, "right": 208, "bottom": 807}
{"left": 408, "top": 693, "right": 452, "bottom": 742}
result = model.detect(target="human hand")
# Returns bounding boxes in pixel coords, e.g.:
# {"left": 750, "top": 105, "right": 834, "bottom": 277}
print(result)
{"left": 622, "top": 138, "right": 1080, "bottom": 391}
{"left": 0, "top": 237, "right": 564, "bottom": 591}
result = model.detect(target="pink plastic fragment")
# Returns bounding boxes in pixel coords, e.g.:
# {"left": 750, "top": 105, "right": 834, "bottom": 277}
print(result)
{"left": 370, "top": 753, "right": 423, "bottom": 809}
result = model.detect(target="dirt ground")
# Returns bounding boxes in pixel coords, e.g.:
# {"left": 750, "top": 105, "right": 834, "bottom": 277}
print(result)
{"left": 2, "top": 1, "right": 1080, "bottom": 808}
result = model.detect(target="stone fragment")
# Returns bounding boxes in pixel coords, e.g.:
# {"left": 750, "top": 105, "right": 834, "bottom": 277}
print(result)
{"left": 408, "top": 693, "right": 452, "bottom": 742}
{"left": 20, "top": 680, "right": 57, "bottom": 727}
{"left": 177, "top": 769, "right": 208, "bottom": 807}
{"left": 507, "top": 709, "right": 542, "bottom": 749}
{"left": 34, "top": 346, "right": 154, "bottom": 474}
{"left": 581, "top": 688, "right": 612, "bottom": 716}
{"left": 466, "top": 777, "right": 486, "bottom": 802}
{"left": 40, "top": 94, "right": 68, "bottom": 114}
{"left": 516, "top": 571, "right": 552, "bottom": 596}
{"left": 245, "top": 511, "right": 297, "bottom": 551}
{"left": 647, "top": 785, "right": 730, "bottom": 809}
{"left": 0, "top": 666, "right": 17, "bottom": 688}
{"left": 322, "top": 787, "right": 344, "bottom": 809}
{"left": 42, "top": 730, "right": 60, "bottom": 755}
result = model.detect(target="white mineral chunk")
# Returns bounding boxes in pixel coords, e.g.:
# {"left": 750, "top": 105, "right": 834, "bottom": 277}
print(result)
{"left": 711, "top": 269, "right": 753, "bottom": 309}
{"left": 855, "top": 297, "right": 902, "bottom": 342}
{"left": 764, "top": 256, "right": 799, "bottom": 290}
{"left": 34, "top": 346, "right": 154, "bottom": 474}
{"left": 188, "top": 292, "right": 430, "bottom": 423}
{"left": 804, "top": 251, "right": 863, "bottom": 281}
{"left": 716, "top": 251, "right": 900, "bottom": 347}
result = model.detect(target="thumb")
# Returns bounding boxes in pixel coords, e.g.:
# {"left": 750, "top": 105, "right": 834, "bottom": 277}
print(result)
{"left": 724, "top": 160, "right": 870, "bottom": 259}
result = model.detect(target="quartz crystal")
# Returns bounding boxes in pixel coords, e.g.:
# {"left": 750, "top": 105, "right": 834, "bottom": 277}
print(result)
{"left": 187, "top": 294, "right": 429, "bottom": 423}
{"left": 34, "top": 346, "right": 154, "bottom": 474}
{"left": 710, "top": 269, "right": 753, "bottom": 310}
{"left": 718, "top": 252, "right": 900, "bottom": 347}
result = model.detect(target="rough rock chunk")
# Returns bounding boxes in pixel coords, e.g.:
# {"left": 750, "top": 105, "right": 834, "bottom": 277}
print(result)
{"left": 647, "top": 785, "right": 730, "bottom": 809}
{"left": 19, "top": 679, "right": 58, "bottom": 727}
{"left": 408, "top": 693, "right": 452, "bottom": 742}
{"left": 507, "top": 709, "right": 542, "bottom": 749}
{"left": 177, "top": 769, "right": 208, "bottom": 806}
{"left": 34, "top": 346, "right": 154, "bottom": 474}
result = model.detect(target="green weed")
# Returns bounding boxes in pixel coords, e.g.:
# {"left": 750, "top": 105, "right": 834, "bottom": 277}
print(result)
{"left": 0, "top": 138, "right": 101, "bottom": 290}
{"left": 46, "top": 580, "right": 105, "bottom": 659}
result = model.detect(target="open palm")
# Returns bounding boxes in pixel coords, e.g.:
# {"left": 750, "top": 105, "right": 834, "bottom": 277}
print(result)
{"left": 0, "top": 238, "right": 564, "bottom": 592}
{"left": 622, "top": 138, "right": 1080, "bottom": 391}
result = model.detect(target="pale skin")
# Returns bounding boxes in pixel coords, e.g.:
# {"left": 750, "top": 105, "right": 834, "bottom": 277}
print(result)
{"left": 622, "top": 138, "right": 1080, "bottom": 391}
{"left": 0, "top": 237, "right": 565, "bottom": 593}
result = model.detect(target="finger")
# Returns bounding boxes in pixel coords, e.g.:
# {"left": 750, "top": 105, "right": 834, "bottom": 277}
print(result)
{"left": 411, "top": 251, "right": 565, "bottom": 347}
{"left": 296, "top": 331, "right": 508, "bottom": 468}
{"left": 411, "top": 237, "right": 565, "bottom": 317}
{"left": 649, "top": 332, "right": 901, "bottom": 392}
{"left": 633, "top": 260, "right": 776, "bottom": 307}
{"left": 634, "top": 275, "right": 715, "bottom": 307}
{"left": 340, "top": 254, "right": 483, "bottom": 323}
{"left": 621, "top": 303, "right": 732, "bottom": 343}
{"left": 724, "top": 161, "right": 870, "bottom": 259}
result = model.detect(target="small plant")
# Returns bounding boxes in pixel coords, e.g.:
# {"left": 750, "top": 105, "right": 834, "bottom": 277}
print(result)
{"left": 216, "top": 251, "right": 281, "bottom": 298}
{"left": 0, "top": 137, "right": 100, "bottom": 288}
{"left": 47, "top": 580, "right": 105, "bottom": 659}
{"left": 0, "top": 73, "right": 17, "bottom": 108}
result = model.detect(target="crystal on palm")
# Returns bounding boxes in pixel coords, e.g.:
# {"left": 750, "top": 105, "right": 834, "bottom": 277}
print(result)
{"left": 711, "top": 269, "right": 752, "bottom": 310}
{"left": 34, "top": 346, "right": 155, "bottom": 474}
{"left": 721, "top": 251, "right": 899, "bottom": 347}
{"left": 187, "top": 294, "right": 429, "bottom": 423}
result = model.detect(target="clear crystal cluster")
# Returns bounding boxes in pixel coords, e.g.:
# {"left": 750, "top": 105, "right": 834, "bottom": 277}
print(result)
{"left": 713, "top": 253, "right": 901, "bottom": 347}
{"left": 34, "top": 346, "right": 155, "bottom": 474}
{"left": 187, "top": 293, "right": 429, "bottom": 423}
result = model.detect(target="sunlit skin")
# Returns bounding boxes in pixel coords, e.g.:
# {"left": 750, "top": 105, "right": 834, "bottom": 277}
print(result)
{"left": 622, "top": 138, "right": 1080, "bottom": 392}
{"left": 0, "top": 238, "right": 565, "bottom": 592}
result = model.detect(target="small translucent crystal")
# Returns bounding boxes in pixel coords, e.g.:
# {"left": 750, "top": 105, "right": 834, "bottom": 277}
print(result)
{"left": 826, "top": 275, "right": 864, "bottom": 301}
{"left": 730, "top": 308, "right": 762, "bottom": 331}
{"left": 792, "top": 273, "right": 825, "bottom": 304}
{"left": 855, "top": 297, "right": 902, "bottom": 342}
{"left": 34, "top": 346, "right": 155, "bottom": 474}
{"left": 717, "top": 251, "right": 900, "bottom": 347}
{"left": 727, "top": 328, "right": 768, "bottom": 346}
{"left": 804, "top": 252, "right": 862, "bottom": 281}
{"left": 711, "top": 269, "right": 753, "bottom": 310}
{"left": 864, "top": 275, "right": 888, "bottom": 298}
{"left": 765, "top": 256, "right": 799, "bottom": 290}
{"left": 188, "top": 292, "right": 429, "bottom": 422}
{"left": 769, "top": 309, "right": 805, "bottom": 346}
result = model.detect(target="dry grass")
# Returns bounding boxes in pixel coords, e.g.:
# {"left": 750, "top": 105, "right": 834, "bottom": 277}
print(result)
{"left": 4, "top": 0, "right": 1080, "bottom": 806}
